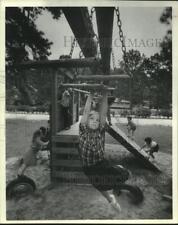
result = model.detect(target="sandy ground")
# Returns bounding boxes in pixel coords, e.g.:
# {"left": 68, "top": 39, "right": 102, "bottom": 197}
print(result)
{"left": 6, "top": 144, "right": 172, "bottom": 221}
{"left": 5, "top": 115, "right": 172, "bottom": 221}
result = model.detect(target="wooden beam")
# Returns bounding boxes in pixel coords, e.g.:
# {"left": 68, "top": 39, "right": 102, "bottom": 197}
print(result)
{"left": 76, "top": 74, "right": 130, "bottom": 81}
{"left": 17, "top": 57, "right": 101, "bottom": 70}
{"left": 62, "top": 7, "right": 97, "bottom": 57}
{"left": 96, "top": 7, "right": 114, "bottom": 74}
{"left": 59, "top": 83, "right": 116, "bottom": 90}
{"left": 73, "top": 88, "right": 90, "bottom": 94}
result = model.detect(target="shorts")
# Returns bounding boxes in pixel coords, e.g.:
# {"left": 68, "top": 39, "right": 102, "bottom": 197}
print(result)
{"left": 127, "top": 125, "right": 136, "bottom": 131}
{"left": 83, "top": 159, "right": 130, "bottom": 191}
{"left": 150, "top": 144, "right": 159, "bottom": 153}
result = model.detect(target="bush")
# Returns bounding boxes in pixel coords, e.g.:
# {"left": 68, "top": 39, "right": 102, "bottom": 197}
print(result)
{"left": 135, "top": 108, "right": 151, "bottom": 118}
{"left": 158, "top": 109, "right": 172, "bottom": 118}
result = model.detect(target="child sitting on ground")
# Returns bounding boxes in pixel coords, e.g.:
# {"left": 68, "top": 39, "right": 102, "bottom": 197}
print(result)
{"left": 17, "top": 127, "right": 49, "bottom": 176}
{"left": 126, "top": 116, "right": 136, "bottom": 140}
{"left": 140, "top": 137, "right": 159, "bottom": 160}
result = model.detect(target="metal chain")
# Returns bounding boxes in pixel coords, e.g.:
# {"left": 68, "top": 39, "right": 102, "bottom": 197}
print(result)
{"left": 115, "top": 7, "right": 130, "bottom": 75}
{"left": 90, "top": 7, "right": 95, "bottom": 21}
{"left": 69, "top": 37, "right": 76, "bottom": 58}
{"left": 111, "top": 49, "right": 116, "bottom": 70}
{"left": 89, "top": 7, "right": 100, "bottom": 58}
{"left": 79, "top": 50, "right": 84, "bottom": 59}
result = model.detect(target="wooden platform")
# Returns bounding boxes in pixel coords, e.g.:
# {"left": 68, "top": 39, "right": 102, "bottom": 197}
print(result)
{"left": 51, "top": 117, "right": 160, "bottom": 182}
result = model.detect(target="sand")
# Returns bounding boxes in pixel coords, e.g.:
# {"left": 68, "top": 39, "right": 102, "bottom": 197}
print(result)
{"left": 6, "top": 144, "right": 172, "bottom": 221}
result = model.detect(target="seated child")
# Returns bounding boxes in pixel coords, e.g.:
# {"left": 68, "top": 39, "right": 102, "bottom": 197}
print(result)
{"left": 127, "top": 116, "right": 136, "bottom": 140}
{"left": 17, "top": 127, "right": 49, "bottom": 176}
{"left": 140, "top": 137, "right": 159, "bottom": 160}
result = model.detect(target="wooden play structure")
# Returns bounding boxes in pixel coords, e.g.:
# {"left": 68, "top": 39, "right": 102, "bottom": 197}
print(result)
{"left": 18, "top": 7, "right": 160, "bottom": 184}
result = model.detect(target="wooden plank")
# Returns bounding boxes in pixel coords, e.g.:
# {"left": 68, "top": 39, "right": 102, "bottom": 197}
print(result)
{"left": 106, "top": 124, "right": 161, "bottom": 172}
{"left": 162, "top": 195, "right": 172, "bottom": 201}
{"left": 17, "top": 57, "right": 101, "bottom": 69}
{"left": 52, "top": 147, "right": 79, "bottom": 155}
{"left": 73, "top": 88, "right": 90, "bottom": 94}
{"left": 55, "top": 142, "right": 78, "bottom": 148}
{"left": 52, "top": 171, "right": 90, "bottom": 184}
{"left": 52, "top": 159, "right": 82, "bottom": 167}
{"left": 52, "top": 135, "right": 79, "bottom": 143}
{"left": 62, "top": 7, "right": 97, "bottom": 58}
{"left": 76, "top": 74, "right": 130, "bottom": 81}
{"left": 52, "top": 165, "right": 83, "bottom": 172}
{"left": 59, "top": 83, "right": 115, "bottom": 90}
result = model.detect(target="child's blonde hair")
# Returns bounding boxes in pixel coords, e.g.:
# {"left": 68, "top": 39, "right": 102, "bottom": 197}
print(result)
{"left": 88, "top": 110, "right": 99, "bottom": 117}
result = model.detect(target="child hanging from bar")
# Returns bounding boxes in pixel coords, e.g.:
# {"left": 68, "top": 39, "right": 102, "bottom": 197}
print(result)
{"left": 79, "top": 91, "right": 130, "bottom": 213}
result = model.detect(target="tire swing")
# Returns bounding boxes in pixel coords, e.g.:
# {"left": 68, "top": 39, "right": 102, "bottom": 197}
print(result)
{"left": 6, "top": 175, "right": 36, "bottom": 199}
{"left": 112, "top": 165, "right": 144, "bottom": 205}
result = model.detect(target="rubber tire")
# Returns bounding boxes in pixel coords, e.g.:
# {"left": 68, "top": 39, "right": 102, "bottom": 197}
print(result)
{"left": 6, "top": 175, "right": 36, "bottom": 199}
{"left": 115, "top": 184, "right": 144, "bottom": 204}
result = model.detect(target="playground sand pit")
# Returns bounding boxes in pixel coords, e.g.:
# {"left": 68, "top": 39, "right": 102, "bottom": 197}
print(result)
{"left": 6, "top": 145, "right": 172, "bottom": 221}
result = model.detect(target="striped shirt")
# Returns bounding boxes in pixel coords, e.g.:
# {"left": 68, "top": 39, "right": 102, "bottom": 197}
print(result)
{"left": 79, "top": 123, "right": 105, "bottom": 167}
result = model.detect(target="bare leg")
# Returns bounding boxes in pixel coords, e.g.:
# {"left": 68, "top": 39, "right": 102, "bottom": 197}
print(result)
{"left": 127, "top": 128, "right": 131, "bottom": 138}
{"left": 100, "top": 190, "right": 121, "bottom": 213}
{"left": 131, "top": 130, "right": 134, "bottom": 140}
{"left": 18, "top": 163, "right": 27, "bottom": 176}
{"left": 100, "top": 190, "right": 113, "bottom": 202}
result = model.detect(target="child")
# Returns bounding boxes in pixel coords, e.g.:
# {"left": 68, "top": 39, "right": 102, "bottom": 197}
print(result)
{"left": 127, "top": 116, "right": 136, "bottom": 140}
{"left": 107, "top": 96, "right": 115, "bottom": 126}
{"left": 17, "top": 127, "right": 49, "bottom": 176}
{"left": 60, "top": 89, "right": 71, "bottom": 130}
{"left": 79, "top": 92, "right": 130, "bottom": 213}
{"left": 140, "top": 137, "right": 159, "bottom": 160}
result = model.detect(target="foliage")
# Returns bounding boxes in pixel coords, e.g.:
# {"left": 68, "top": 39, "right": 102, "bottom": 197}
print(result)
{"left": 6, "top": 7, "right": 172, "bottom": 111}
{"left": 116, "top": 50, "right": 149, "bottom": 106}
{"left": 146, "top": 7, "right": 172, "bottom": 109}
{"left": 6, "top": 7, "right": 62, "bottom": 106}
{"left": 115, "top": 7, "right": 172, "bottom": 110}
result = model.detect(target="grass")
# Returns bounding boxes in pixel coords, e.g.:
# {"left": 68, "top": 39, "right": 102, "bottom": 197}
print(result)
{"left": 106, "top": 123, "right": 172, "bottom": 154}
{"left": 6, "top": 119, "right": 48, "bottom": 158}
{"left": 6, "top": 118, "right": 172, "bottom": 159}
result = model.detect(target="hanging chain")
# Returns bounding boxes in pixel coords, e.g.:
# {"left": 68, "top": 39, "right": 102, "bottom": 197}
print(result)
{"left": 90, "top": 7, "right": 95, "bottom": 21}
{"left": 111, "top": 49, "right": 116, "bottom": 70}
{"left": 89, "top": 7, "right": 100, "bottom": 58}
{"left": 79, "top": 50, "right": 84, "bottom": 59}
{"left": 115, "top": 7, "right": 130, "bottom": 75}
{"left": 69, "top": 37, "right": 76, "bottom": 58}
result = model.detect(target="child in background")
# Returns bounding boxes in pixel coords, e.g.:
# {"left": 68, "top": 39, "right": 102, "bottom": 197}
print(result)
{"left": 107, "top": 96, "right": 115, "bottom": 126}
{"left": 17, "top": 127, "right": 49, "bottom": 176}
{"left": 140, "top": 137, "right": 159, "bottom": 161}
{"left": 127, "top": 116, "right": 136, "bottom": 140}
{"left": 60, "top": 89, "right": 71, "bottom": 130}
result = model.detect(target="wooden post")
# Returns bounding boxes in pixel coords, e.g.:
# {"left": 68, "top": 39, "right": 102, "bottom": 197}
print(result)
{"left": 51, "top": 69, "right": 58, "bottom": 135}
